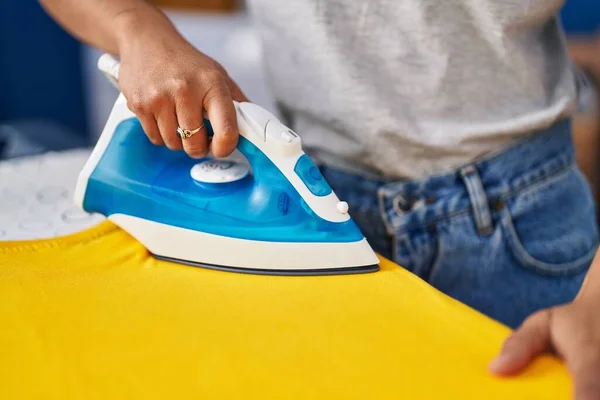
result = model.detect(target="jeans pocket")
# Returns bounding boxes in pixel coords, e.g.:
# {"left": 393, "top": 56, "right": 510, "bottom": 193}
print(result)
{"left": 500, "top": 165, "right": 599, "bottom": 277}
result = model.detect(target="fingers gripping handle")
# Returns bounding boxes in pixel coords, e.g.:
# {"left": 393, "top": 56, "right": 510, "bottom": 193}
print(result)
{"left": 97, "top": 54, "right": 246, "bottom": 161}
{"left": 97, "top": 53, "right": 262, "bottom": 157}
{"left": 97, "top": 54, "right": 260, "bottom": 189}
{"left": 97, "top": 53, "right": 211, "bottom": 118}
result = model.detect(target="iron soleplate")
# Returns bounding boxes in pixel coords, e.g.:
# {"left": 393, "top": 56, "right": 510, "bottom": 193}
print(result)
{"left": 153, "top": 254, "right": 380, "bottom": 276}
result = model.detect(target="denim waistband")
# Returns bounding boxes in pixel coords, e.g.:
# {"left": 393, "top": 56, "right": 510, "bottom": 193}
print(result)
{"left": 322, "top": 118, "right": 576, "bottom": 233}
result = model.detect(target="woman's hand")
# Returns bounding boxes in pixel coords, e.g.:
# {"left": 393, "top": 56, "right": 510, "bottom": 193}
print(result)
{"left": 115, "top": 7, "right": 248, "bottom": 158}
{"left": 490, "top": 301, "right": 600, "bottom": 399}
{"left": 490, "top": 249, "right": 600, "bottom": 400}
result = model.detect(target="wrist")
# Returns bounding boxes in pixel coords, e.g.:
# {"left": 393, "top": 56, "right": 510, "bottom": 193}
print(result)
{"left": 113, "top": 4, "right": 179, "bottom": 55}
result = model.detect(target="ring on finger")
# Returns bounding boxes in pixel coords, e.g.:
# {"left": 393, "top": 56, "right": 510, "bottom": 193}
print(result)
{"left": 177, "top": 124, "right": 204, "bottom": 139}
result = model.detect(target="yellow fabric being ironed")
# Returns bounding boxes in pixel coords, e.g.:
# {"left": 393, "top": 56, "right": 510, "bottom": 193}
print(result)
{"left": 0, "top": 222, "right": 571, "bottom": 399}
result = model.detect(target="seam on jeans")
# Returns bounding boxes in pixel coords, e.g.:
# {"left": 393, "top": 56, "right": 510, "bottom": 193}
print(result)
{"left": 429, "top": 208, "right": 471, "bottom": 228}
{"left": 500, "top": 209, "right": 597, "bottom": 276}
{"left": 391, "top": 208, "right": 471, "bottom": 236}
{"left": 501, "top": 163, "right": 574, "bottom": 202}
{"left": 382, "top": 159, "right": 574, "bottom": 235}
{"left": 484, "top": 164, "right": 574, "bottom": 219}
{"left": 393, "top": 160, "right": 565, "bottom": 236}
{"left": 426, "top": 223, "right": 443, "bottom": 282}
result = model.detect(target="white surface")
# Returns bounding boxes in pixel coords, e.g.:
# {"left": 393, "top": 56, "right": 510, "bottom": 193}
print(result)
{"left": 239, "top": 101, "right": 275, "bottom": 140}
{"left": 0, "top": 149, "right": 104, "bottom": 240}
{"left": 111, "top": 214, "right": 379, "bottom": 271}
{"left": 264, "top": 119, "right": 302, "bottom": 156}
{"left": 281, "top": 130, "right": 298, "bottom": 143}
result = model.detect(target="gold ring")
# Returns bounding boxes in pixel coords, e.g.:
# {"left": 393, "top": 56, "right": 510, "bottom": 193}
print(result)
{"left": 177, "top": 124, "right": 204, "bottom": 139}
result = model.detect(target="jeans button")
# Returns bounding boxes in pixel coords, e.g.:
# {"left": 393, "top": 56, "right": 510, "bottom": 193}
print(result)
{"left": 393, "top": 195, "right": 412, "bottom": 215}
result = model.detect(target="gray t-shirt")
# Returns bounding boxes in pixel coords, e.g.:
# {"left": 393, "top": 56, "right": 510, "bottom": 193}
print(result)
{"left": 246, "top": 0, "right": 576, "bottom": 179}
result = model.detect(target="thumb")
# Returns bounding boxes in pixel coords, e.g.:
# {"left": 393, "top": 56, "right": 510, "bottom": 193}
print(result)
{"left": 489, "top": 310, "right": 552, "bottom": 376}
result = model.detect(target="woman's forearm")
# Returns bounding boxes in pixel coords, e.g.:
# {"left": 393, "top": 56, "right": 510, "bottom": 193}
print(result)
{"left": 38, "top": 0, "right": 178, "bottom": 55}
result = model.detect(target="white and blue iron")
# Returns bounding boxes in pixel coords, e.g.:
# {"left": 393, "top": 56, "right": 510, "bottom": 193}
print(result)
{"left": 74, "top": 54, "right": 379, "bottom": 275}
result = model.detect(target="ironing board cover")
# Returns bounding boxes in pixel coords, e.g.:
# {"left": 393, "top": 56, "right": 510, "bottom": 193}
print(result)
{"left": 0, "top": 149, "right": 103, "bottom": 240}
{"left": 0, "top": 222, "right": 570, "bottom": 399}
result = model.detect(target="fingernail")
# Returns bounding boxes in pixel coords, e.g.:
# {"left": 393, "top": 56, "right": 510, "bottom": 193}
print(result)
{"left": 489, "top": 355, "right": 508, "bottom": 373}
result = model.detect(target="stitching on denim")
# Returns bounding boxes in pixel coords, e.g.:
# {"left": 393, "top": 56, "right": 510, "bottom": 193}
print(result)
{"left": 500, "top": 209, "right": 597, "bottom": 276}
{"left": 501, "top": 163, "right": 574, "bottom": 202}
{"left": 428, "top": 164, "right": 575, "bottom": 230}
{"left": 390, "top": 208, "right": 470, "bottom": 235}
{"left": 380, "top": 158, "right": 575, "bottom": 235}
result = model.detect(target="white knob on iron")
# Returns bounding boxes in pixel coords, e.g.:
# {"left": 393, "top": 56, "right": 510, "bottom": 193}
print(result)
{"left": 337, "top": 201, "right": 349, "bottom": 214}
{"left": 190, "top": 159, "right": 250, "bottom": 184}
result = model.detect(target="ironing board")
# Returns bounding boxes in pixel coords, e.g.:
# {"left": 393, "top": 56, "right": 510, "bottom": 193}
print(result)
{"left": 0, "top": 224, "right": 570, "bottom": 399}
{"left": 0, "top": 150, "right": 571, "bottom": 399}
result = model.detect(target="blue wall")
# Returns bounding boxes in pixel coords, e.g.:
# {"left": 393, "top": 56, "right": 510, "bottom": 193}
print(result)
{"left": 562, "top": 0, "right": 600, "bottom": 34}
{"left": 0, "top": 0, "right": 88, "bottom": 137}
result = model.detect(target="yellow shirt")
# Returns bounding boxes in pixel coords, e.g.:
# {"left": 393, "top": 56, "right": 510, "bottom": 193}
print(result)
{"left": 0, "top": 222, "right": 570, "bottom": 399}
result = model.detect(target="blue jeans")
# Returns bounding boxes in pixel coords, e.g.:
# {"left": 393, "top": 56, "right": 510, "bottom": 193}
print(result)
{"left": 319, "top": 119, "right": 599, "bottom": 329}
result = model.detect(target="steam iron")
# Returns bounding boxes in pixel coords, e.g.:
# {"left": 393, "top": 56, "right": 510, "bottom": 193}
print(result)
{"left": 74, "top": 54, "right": 380, "bottom": 275}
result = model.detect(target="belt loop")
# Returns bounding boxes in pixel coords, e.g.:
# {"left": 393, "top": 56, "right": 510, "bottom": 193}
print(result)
{"left": 459, "top": 165, "right": 493, "bottom": 236}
